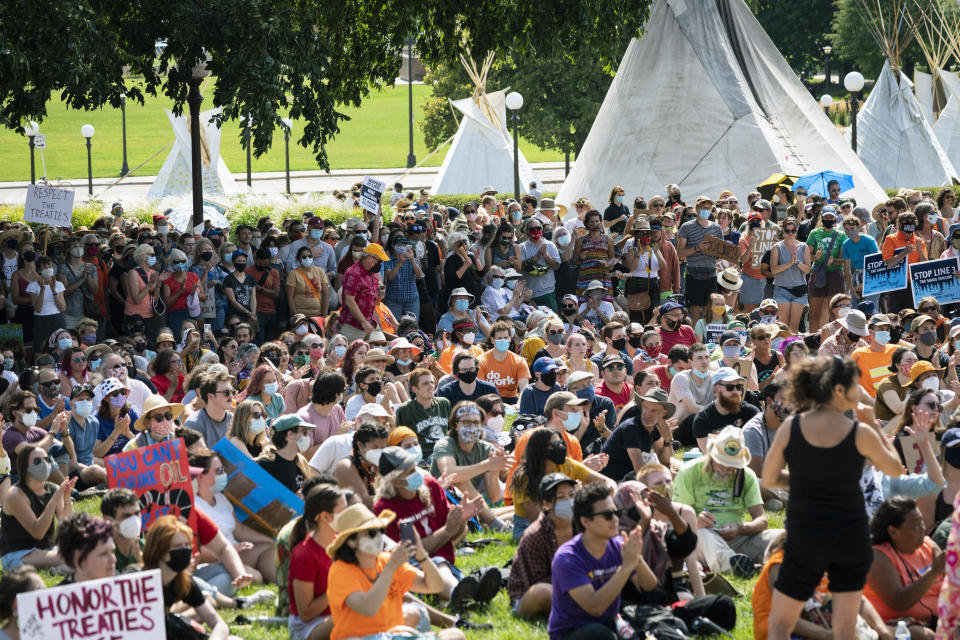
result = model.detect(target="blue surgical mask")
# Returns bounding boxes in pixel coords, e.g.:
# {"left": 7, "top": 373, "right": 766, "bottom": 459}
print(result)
{"left": 58, "top": 338, "right": 73, "bottom": 352}
{"left": 300, "top": 257, "right": 313, "bottom": 268}
{"left": 213, "top": 473, "right": 228, "bottom": 493}
{"left": 310, "top": 229, "right": 323, "bottom": 240}
{"left": 74, "top": 400, "right": 93, "bottom": 417}
{"left": 264, "top": 382, "right": 279, "bottom": 396}
{"left": 333, "top": 345, "right": 347, "bottom": 358}
{"left": 146, "top": 256, "right": 157, "bottom": 267}
{"left": 249, "top": 417, "right": 267, "bottom": 434}
{"left": 721, "top": 345, "right": 740, "bottom": 359}
{"left": 454, "top": 299, "right": 469, "bottom": 312}
{"left": 405, "top": 468, "right": 424, "bottom": 491}
{"left": 409, "top": 446, "right": 423, "bottom": 463}
{"left": 175, "top": 263, "right": 187, "bottom": 272}
{"left": 553, "top": 498, "right": 574, "bottom": 520}
{"left": 3, "top": 358, "right": 13, "bottom": 371}
{"left": 397, "top": 358, "right": 412, "bottom": 366}
{"left": 562, "top": 410, "right": 581, "bottom": 432}
{"left": 491, "top": 277, "right": 504, "bottom": 289}
{"left": 614, "top": 195, "right": 624, "bottom": 205}
{"left": 269, "top": 247, "right": 278, "bottom": 257}
{"left": 89, "top": 358, "right": 101, "bottom": 371}
{"left": 575, "top": 386, "right": 595, "bottom": 402}
{"left": 693, "top": 368, "right": 710, "bottom": 379}
{"left": 874, "top": 330, "right": 891, "bottom": 345}
{"left": 495, "top": 339, "right": 511, "bottom": 353}
{"left": 668, "top": 366, "right": 678, "bottom": 376}
{"left": 698, "top": 209, "right": 711, "bottom": 220}
{"left": 505, "top": 280, "right": 517, "bottom": 290}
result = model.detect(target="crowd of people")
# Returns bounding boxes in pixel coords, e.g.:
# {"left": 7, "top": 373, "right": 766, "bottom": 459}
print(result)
{"left": 0, "top": 182, "right": 959, "bottom": 640}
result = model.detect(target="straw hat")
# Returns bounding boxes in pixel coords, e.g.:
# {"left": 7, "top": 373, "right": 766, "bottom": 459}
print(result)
{"left": 717, "top": 267, "right": 743, "bottom": 292}
{"left": 134, "top": 394, "right": 185, "bottom": 432}
{"left": 361, "top": 348, "right": 395, "bottom": 365}
{"left": 707, "top": 426, "right": 751, "bottom": 469}
{"left": 326, "top": 504, "right": 396, "bottom": 556}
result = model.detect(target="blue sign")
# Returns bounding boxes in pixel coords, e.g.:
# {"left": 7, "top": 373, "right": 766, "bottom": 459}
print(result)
{"left": 909, "top": 256, "right": 960, "bottom": 306}
{"left": 862, "top": 251, "right": 907, "bottom": 297}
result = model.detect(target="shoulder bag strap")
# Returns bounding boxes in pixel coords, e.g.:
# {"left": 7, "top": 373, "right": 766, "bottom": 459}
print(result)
{"left": 298, "top": 268, "right": 324, "bottom": 303}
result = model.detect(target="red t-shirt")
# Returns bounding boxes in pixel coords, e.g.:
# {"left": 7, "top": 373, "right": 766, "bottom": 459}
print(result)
{"left": 195, "top": 509, "right": 218, "bottom": 547}
{"left": 650, "top": 365, "right": 673, "bottom": 393}
{"left": 341, "top": 262, "right": 379, "bottom": 329}
{"left": 162, "top": 272, "right": 200, "bottom": 311}
{"left": 595, "top": 381, "right": 632, "bottom": 412}
{"left": 288, "top": 536, "right": 332, "bottom": 617}
{"left": 245, "top": 266, "right": 280, "bottom": 314}
{"left": 657, "top": 325, "right": 696, "bottom": 354}
{"left": 374, "top": 475, "right": 455, "bottom": 565}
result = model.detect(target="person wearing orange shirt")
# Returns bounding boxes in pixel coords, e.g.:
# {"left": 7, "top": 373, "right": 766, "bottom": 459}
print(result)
{"left": 851, "top": 314, "right": 897, "bottom": 398}
{"left": 437, "top": 319, "right": 483, "bottom": 375}
{"left": 477, "top": 320, "right": 530, "bottom": 404}
{"left": 881, "top": 211, "right": 927, "bottom": 313}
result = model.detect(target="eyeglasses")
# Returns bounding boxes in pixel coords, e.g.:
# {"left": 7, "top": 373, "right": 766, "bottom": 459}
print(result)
{"left": 364, "top": 528, "right": 386, "bottom": 537}
{"left": 720, "top": 383, "right": 745, "bottom": 392}
{"left": 922, "top": 400, "right": 943, "bottom": 412}
{"left": 73, "top": 356, "right": 87, "bottom": 364}
{"left": 783, "top": 228, "right": 797, "bottom": 234}
{"left": 590, "top": 509, "right": 622, "bottom": 521}
{"left": 150, "top": 412, "right": 174, "bottom": 423}
{"left": 604, "top": 364, "right": 625, "bottom": 371}
{"left": 796, "top": 192, "right": 807, "bottom": 196}
{"left": 40, "top": 380, "right": 60, "bottom": 387}
{"left": 546, "top": 329, "right": 563, "bottom": 336}
{"left": 527, "top": 226, "right": 542, "bottom": 231}
{"left": 293, "top": 351, "right": 308, "bottom": 357}
{"left": 214, "top": 389, "right": 234, "bottom": 397}
{"left": 919, "top": 306, "right": 936, "bottom": 313}
{"left": 172, "top": 260, "right": 186, "bottom": 266}
{"left": 250, "top": 412, "right": 265, "bottom": 419}
{"left": 650, "top": 203, "right": 664, "bottom": 209}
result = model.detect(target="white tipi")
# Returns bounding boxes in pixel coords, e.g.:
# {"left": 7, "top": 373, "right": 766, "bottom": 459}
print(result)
{"left": 915, "top": 1, "right": 960, "bottom": 172}
{"left": 147, "top": 107, "right": 239, "bottom": 199}
{"left": 430, "top": 54, "right": 539, "bottom": 195}
{"left": 557, "top": 0, "right": 886, "bottom": 210}
{"left": 853, "top": 0, "right": 958, "bottom": 188}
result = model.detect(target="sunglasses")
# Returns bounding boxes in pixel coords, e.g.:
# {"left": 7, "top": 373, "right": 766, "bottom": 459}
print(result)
{"left": 796, "top": 192, "right": 807, "bottom": 196}
{"left": 73, "top": 356, "right": 87, "bottom": 363}
{"left": 604, "top": 364, "right": 625, "bottom": 371}
{"left": 250, "top": 411, "right": 265, "bottom": 419}
{"left": 150, "top": 412, "right": 174, "bottom": 423}
{"left": 783, "top": 228, "right": 797, "bottom": 234}
{"left": 590, "top": 509, "right": 622, "bottom": 521}
{"left": 527, "top": 226, "right": 542, "bottom": 231}
{"left": 922, "top": 400, "right": 943, "bottom": 412}
{"left": 546, "top": 329, "right": 563, "bottom": 336}
{"left": 364, "top": 528, "right": 385, "bottom": 538}
{"left": 40, "top": 380, "right": 60, "bottom": 387}
{"left": 214, "top": 389, "right": 234, "bottom": 397}
{"left": 919, "top": 306, "right": 936, "bottom": 313}
{"left": 720, "top": 383, "right": 745, "bottom": 392}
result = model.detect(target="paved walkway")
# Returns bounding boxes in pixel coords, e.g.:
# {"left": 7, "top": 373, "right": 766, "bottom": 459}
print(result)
{"left": 0, "top": 162, "right": 571, "bottom": 205}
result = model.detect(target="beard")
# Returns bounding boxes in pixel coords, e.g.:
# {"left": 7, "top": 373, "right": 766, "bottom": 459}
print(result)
{"left": 717, "top": 394, "right": 741, "bottom": 414}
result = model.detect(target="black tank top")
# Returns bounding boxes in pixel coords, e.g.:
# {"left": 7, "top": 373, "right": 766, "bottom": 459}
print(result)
{"left": 754, "top": 351, "right": 779, "bottom": 387}
{"left": 0, "top": 482, "right": 57, "bottom": 556}
{"left": 935, "top": 489, "right": 955, "bottom": 524}
{"left": 783, "top": 414, "right": 867, "bottom": 526}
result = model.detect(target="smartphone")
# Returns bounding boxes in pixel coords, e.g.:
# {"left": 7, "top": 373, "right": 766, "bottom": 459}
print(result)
{"left": 204, "top": 324, "right": 211, "bottom": 334}
{"left": 400, "top": 522, "right": 416, "bottom": 548}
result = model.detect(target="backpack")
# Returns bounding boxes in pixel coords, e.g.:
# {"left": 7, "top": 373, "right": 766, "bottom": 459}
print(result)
{"left": 621, "top": 604, "right": 689, "bottom": 640}
{"left": 507, "top": 413, "right": 547, "bottom": 452}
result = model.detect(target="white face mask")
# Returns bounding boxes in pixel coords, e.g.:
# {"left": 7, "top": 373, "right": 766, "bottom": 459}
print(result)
{"left": 486, "top": 415, "right": 505, "bottom": 437}
{"left": 357, "top": 532, "right": 384, "bottom": 555}
{"left": 118, "top": 515, "right": 142, "bottom": 540}
{"left": 364, "top": 447, "right": 384, "bottom": 465}
{"left": 921, "top": 377, "right": 940, "bottom": 392}
{"left": 297, "top": 434, "right": 311, "bottom": 452}
{"left": 295, "top": 324, "right": 308, "bottom": 335}
{"left": 836, "top": 307, "right": 850, "bottom": 318}
{"left": 556, "top": 234, "right": 571, "bottom": 247}
{"left": 20, "top": 409, "right": 38, "bottom": 427}
{"left": 249, "top": 417, "right": 267, "bottom": 434}
{"left": 41, "top": 268, "right": 55, "bottom": 278}
{"left": 461, "top": 332, "right": 475, "bottom": 345}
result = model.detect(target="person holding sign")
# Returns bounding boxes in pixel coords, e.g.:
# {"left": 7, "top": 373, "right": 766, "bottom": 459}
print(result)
{"left": 739, "top": 212, "right": 772, "bottom": 313}
{"left": 143, "top": 514, "right": 232, "bottom": 640}
{"left": 881, "top": 211, "right": 928, "bottom": 314}
{"left": 26, "top": 254, "right": 66, "bottom": 358}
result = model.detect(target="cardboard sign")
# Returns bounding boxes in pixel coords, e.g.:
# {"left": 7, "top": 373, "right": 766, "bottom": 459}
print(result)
{"left": 897, "top": 432, "right": 939, "bottom": 475}
{"left": 701, "top": 236, "right": 739, "bottom": 263}
{"left": 105, "top": 438, "right": 196, "bottom": 533}
{"left": 212, "top": 438, "right": 303, "bottom": 536}
{"left": 861, "top": 251, "right": 908, "bottom": 297}
{"left": 0, "top": 323, "right": 23, "bottom": 345}
{"left": 909, "top": 256, "right": 960, "bottom": 306}
{"left": 24, "top": 185, "right": 74, "bottom": 228}
{"left": 360, "top": 175, "right": 386, "bottom": 215}
{"left": 17, "top": 569, "right": 164, "bottom": 640}
{"left": 33, "top": 134, "right": 46, "bottom": 149}
{"left": 704, "top": 323, "right": 727, "bottom": 345}
{"left": 749, "top": 229, "right": 778, "bottom": 268}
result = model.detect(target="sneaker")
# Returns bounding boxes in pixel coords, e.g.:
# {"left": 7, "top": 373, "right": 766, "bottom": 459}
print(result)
{"left": 764, "top": 498, "right": 784, "bottom": 511}
{"left": 729, "top": 553, "right": 756, "bottom": 579}
{"left": 455, "top": 616, "right": 493, "bottom": 630}
{"left": 236, "top": 589, "right": 276, "bottom": 609}
{"left": 473, "top": 567, "right": 502, "bottom": 604}
{"left": 447, "top": 575, "right": 479, "bottom": 612}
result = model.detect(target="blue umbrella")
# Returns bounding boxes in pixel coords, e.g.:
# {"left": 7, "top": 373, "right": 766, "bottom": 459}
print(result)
{"left": 793, "top": 170, "right": 855, "bottom": 198}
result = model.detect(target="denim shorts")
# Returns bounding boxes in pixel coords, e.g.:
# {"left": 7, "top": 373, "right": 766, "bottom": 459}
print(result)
{"left": 739, "top": 273, "right": 766, "bottom": 305}
{"left": 1, "top": 546, "right": 49, "bottom": 570}
{"left": 773, "top": 284, "right": 808, "bottom": 305}
{"left": 289, "top": 614, "right": 331, "bottom": 640}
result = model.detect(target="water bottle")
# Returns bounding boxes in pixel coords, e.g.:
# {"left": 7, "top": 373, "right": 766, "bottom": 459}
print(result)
{"left": 614, "top": 614, "right": 637, "bottom": 639}
{"left": 894, "top": 620, "right": 910, "bottom": 640}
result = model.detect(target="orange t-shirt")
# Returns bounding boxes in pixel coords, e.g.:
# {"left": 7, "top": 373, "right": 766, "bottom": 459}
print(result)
{"left": 753, "top": 550, "right": 830, "bottom": 640}
{"left": 739, "top": 234, "right": 764, "bottom": 279}
{"left": 477, "top": 348, "right": 531, "bottom": 399}
{"left": 328, "top": 552, "right": 417, "bottom": 640}
{"left": 881, "top": 231, "right": 928, "bottom": 264}
{"left": 437, "top": 343, "right": 483, "bottom": 375}
{"left": 850, "top": 344, "right": 897, "bottom": 397}
{"left": 504, "top": 426, "right": 583, "bottom": 506}
{"left": 864, "top": 538, "right": 942, "bottom": 623}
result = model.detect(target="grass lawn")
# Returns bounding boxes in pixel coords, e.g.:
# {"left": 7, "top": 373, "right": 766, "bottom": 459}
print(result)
{"left": 54, "top": 480, "right": 776, "bottom": 640}
{"left": 0, "top": 82, "right": 562, "bottom": 184}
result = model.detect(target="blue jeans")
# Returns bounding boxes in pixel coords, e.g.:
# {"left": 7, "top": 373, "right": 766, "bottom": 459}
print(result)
{"left": 256, "top": 313, "right": 276, "bottom": 344}
{"left": 384, "top": 296, "right": 419, "bottom": 321}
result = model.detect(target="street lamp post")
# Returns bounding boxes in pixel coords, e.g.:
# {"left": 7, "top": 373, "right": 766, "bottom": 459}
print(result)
{"left": 120, "top": 93, "right": 129, "bottom": 176}
{"left": 282, "top": 118, "right": 292, "bottom": 194}
{"left": 81, "top": 124, "right": 95, "bottom": 195}
{"left": 819, "top": 94, "right": 833, "bottom": 118}
{"left": 845, "top": 71, "right": 865, "bottom": 153}
{"left": 823, "top": 45, "right": 833, "bottom": 92}
{"left": 506, "top": 91, "right": 524, "bottom": 201}
{"left": 245, "top": 115, "right": 252, "bottom": 188}
{"left": 25, "top": 121, "right": 38, "bottom": 184}
{"left": 188, "top": 56, "right": 210, "bottom": 232}
{"left": 406, "top": 36, "right": 416, "bottom": 168}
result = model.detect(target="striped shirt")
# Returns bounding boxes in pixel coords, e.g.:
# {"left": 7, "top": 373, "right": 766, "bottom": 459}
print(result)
{"left": 677, "top": 220, "right": 723, "bottom": 275}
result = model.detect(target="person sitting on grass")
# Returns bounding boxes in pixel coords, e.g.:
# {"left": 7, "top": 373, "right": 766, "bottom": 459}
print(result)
{"left": 508, "top": 472, "right": 576, "bottom": 618}
{"left": 56, "top": 512, "right": 116, "bottom": 583}
{"left": 547, "top": 481, "right": 658, "bottom": 640}
{"left": 100, "top": 487, "right": 143, "bottom": 571}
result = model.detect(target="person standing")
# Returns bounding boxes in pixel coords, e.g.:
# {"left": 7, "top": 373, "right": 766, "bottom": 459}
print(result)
{"left": 676, "top": 196, "right": 723, "bottom": 324}
{"left": 761, "top": 356, "right": 903, "bottom": 640}
{"left": 519, "top": 219, "right": 561, "bottom": 311}
{"left": 341, "top": 244, "right": 387, "bottom": 342}
{"left": 246, "top": 248, "right": 280, "bottom": 345}
{"left": 27, "top": 256, "right": 66, "bottom": 357}
{"left": 882, "top": 211, "right": 927, "bottom": 314}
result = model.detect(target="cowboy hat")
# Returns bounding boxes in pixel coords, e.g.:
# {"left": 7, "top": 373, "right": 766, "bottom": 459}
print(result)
{"left": 134, "top": 395, "right": 186, "bottom": 432}
{"left": 637, "top": 388, "right": 676, "bottom": 419}
{"left": 326, "top": 504, "right": 396, "bottom": 556}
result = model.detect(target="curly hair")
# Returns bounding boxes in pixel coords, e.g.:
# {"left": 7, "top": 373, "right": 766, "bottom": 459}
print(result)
{"left": 57, "top": 512, "right": 114, "bottom": 569}
{"left": 870, "top": 496, "right": 918, "bottom": 545}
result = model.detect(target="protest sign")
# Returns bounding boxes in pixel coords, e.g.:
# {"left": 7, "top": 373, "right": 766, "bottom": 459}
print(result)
{"left": 17, "top": 569, "right": 164, "bottom": 640}
{"left": 701, "top": 236, "right": 739, "bottom": 263}
{"left": 704, "top": 323, "right": 727, "bottom": 345}
{"left": 0, "top": 324, "right": 23, "bottom": 345}
{"left": 897, "top": 433, "right": 938, "bottom": 475}
{"left": 105, "top": 438, "right": 195, "bottom": 532}
{"left": 861, "top": 251, "right": 908, "bottom": 297}
{"left": 213, "top": 438, "right": 304, "bottom": 536}
{"left": 24, "top": 185, "right": 74, "bottom": 228}
{"left": 748, "top": 229, "right": 777, "bottom": 268}
{"left": 909, "top": 256, "right": 960, "bottom": 306}
{"left": 360, "top": 175, "right": 386, "bottom": 215}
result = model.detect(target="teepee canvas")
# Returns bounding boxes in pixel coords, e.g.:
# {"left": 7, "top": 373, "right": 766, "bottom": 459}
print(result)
{"left": 557, "top": 0, "right": 886, "bottom": 211}
{"left": 430, "top": 54, "right": 539, "bottom": 195}
{"left": 147, "top": 107, "right": 239, "bottom": 199}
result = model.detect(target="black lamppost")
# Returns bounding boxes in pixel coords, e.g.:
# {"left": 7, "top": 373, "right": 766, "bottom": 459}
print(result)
{"left": 188, "top": 56, "right": 210, "bottom": 232}
{"left": 25, "top": 121, "right": 38, "bottom": 184}
{"left": 120, "top": 93, "right": 129, "bottom": 176}
{"left": 406, "top": 35, "right": 416, "bottom": 168}
{"left": 81, "top": 124, "right": 95, "bottom": 195}
{"left": 506, "top": 91, "right": 524, "bottom": 200}
{"left": 282, "top": 117, "right": 292, "bottom": 194}
{"left": 845, "top": 71, "right": 865, "bottom": 153}
{"left": 823, "top": 45, "right": 832, "bottom": 92}
{"left": 245, "top": 114, "right": 252, "bottom": 188}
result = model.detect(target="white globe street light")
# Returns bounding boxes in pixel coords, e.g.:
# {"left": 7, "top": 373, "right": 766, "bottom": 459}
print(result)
{"left": 845, "top": 71, "right": 866, "bottom": 152}
{"left": 819, "top": 94, "right": 833, "bottom": 110}
{"left": 25, "top": 121, "right": 39, "bottom": 137}
{"left": 505, "top": 91, "right": 524, "bottom": 111}
{"left": 844, "top": 71, "right": 865, "bottom": 93}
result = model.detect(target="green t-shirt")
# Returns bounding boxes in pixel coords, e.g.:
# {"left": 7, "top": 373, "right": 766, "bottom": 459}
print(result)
{"left": 429, "top": 436, "right": 494, "bottom": 491}
{"left": 806, "top": 227, "right": 846, "bottom": 271}
{"left": 114, "top": 542, "right": 140, "bottom": 573}
{"left": 395, "top": 398, "right": 451, "bottom": 459}
{"left": 672, "top": 457, "right": 762, "bottom": 526}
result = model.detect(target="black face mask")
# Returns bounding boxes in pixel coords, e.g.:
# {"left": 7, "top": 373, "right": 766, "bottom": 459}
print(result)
{"left": 562, "top": 306, "right": 577, "bottom": 315}
{"left": 543, "top": 231, "right": 553, "bottom": 241}
{"left": 919, "top": 331, "right": 937, "bottom": 346}
{"left": 890, "top": 326, "right": 904, "bottom": 343}
{"left": 365, "top": 380, "right": 382, "bottom": 396}
{"left": 611, "top": 338, "right": 627, "bottom": 351}
{"left": 233, "top": 262, "right": 247, "bottom": 270}
{"left": 5, "top": 239, "right": 16, "bottom": 249}
{"left": 626, "top": 505, "right": 641, "bottom": 523}
{"left": 664, "top": 318, "right": 680, "bottom": 331}
{"left": 199, "top": 251, "right": 214, "bottom": 262}
{"left": 458, "top": 370, "right": 478, "bottom": 384}
{"left": 628, "top": 335, "right": 644, "bottom": 349}
{"left": 822, "top": 219, "right": 836, "bottom": 228}
{"left": 547, "top": 441, "right": 567, "bottom": 465}
{"left": 23, "top": 250, "right": 36, "bottom": 262}
{"left": 539, "top": 371, "right": 557, "bottom": 387}
{"left": 166, "top": 547, "right": 192, "bottom": 573}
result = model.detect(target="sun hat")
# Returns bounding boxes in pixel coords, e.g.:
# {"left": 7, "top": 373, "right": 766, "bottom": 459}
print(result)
{"left": 838, "top": 310, "right": 869, "bottom": 337}
{"left": 708, "top": 426, "right": 751, "bottom": 469}
{"left": 567, "top": 370, "right": 594, "bottom": 387}
{"left": 637, "top": 387, "right": 676, "bottom": 419}
{"left": 717, "top": 267, "right": 743, "bottom": 291}
{"left": 868, "top": 314, "right": 893, "bottom": 328}
{"left": 84, "top": 343, "right": 113, "bottom": 360}
{"left": 93, "top": 378, "right": 129, "bottom": 407}
{"left": 908, "top": 360, "right": 943, "bottom": 385}
{"left": 387, "top": 426, "right": 418, "bottom": 447}
{"left": 389, "top": 338, "right": 422, "bottom": 358}
{"left": 585, "top": 280, "right": 607, "bottom": 294}
{"left": 134, "top": 395, "right": 186, "bottom": 432}
{"left": 540, "top": 199, "right": 558, "bottom": 212}
{"left": 448, "top": 287, "right": 475, "bottom": 303}
{"left": 326, "top": 504, "right": 396, "bottom": 556}
{"left": 361, "top": 348, "right": 395, "bottom": 365}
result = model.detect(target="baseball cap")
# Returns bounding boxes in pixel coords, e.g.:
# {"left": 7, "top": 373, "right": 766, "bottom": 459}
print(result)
{"left": 712, "top": 367, "right": 746, "bottom": 386}
{"left": 533, "top": 357, "right": 558, "bottom": 375}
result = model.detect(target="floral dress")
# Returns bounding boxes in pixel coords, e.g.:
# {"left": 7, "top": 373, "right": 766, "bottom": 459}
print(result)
{"left": 576, "top": 234, "right": 612, "bottom": 296}
{"left": 936, "top": 491, "right": 960, "bottom": 639}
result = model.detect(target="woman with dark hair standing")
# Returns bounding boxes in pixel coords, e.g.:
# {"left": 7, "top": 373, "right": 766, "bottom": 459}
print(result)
{"left": 484, "top": 223, "right": 522, "bottom": 273}
{"left": 603, "top": 186, "right": 630, "bottom": 238}
{"left": 574, "top": 210, "right": 614, "bottom": 297}
{"left": 27, "top": 254, "right": 66, "bottom": 357}
{"left": 762, "top": 356, "right": 904, "bottom": 640}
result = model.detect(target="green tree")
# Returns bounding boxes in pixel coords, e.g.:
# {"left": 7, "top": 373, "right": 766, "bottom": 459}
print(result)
{"left": 0, "top": 0, "right": 651, "bottom": 170}
{"left": 830, "top": 0, "right": 926, "bottom": 79}
{"left": 747, "top": 0, "right": 837, "bottom": 76}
